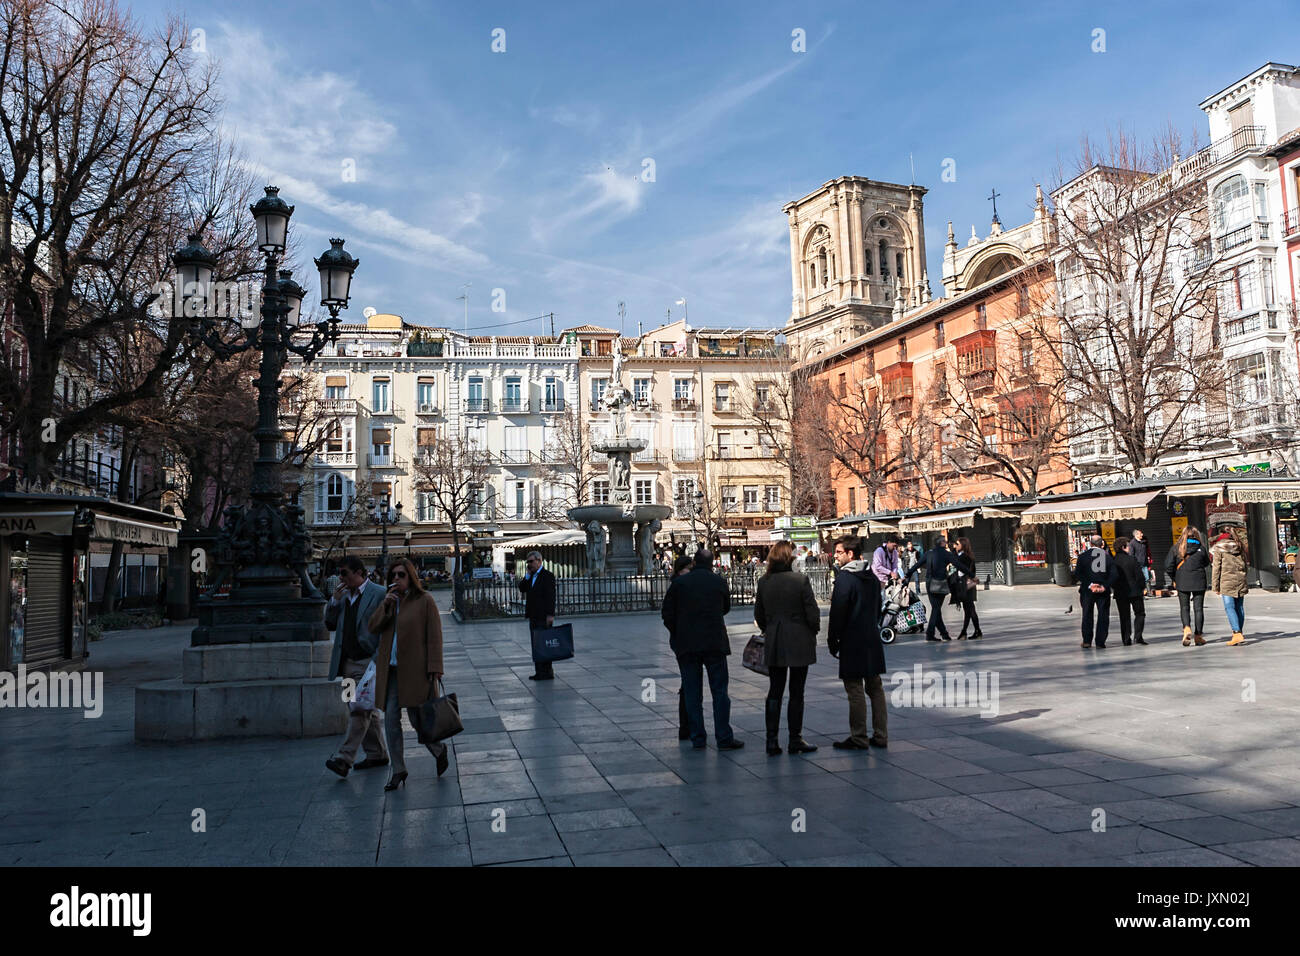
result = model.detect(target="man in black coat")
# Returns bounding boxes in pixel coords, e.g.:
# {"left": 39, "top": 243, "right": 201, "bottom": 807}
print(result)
{"left": 1073, "top": 536, "right": 1119, "bottom": 648}
{"left": 518, "top": 551, "right": 558, "bottom": 680}
{"left": 1112, "top": 535, "right": 1147, "bottom": 646}
{"left": 661, "top": 550, "right": 743, "bottom": 750}
{"left": 908, "top": 535, "right": 953, "bottom": 641}
{"left": 828, "top": 536, "right": 888, "bottom": 750}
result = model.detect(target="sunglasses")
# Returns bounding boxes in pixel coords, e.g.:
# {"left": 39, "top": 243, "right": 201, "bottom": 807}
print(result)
{"left": 391, "top": 570, "right": 407, "bottom": 579}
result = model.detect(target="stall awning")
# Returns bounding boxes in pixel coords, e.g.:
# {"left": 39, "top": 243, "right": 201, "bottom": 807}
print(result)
{"left": 1227, "top": 481, "right": 1300, "bottom": 504}
{"left": 864, "top": 518, "right": 901, "bottom": 533}
{"left": 498, "top": 529, "right": 587, "bottom": 550}
{"left": 0, "top": 510, "right": 77, "bottom": 534}
{"left": 1164, "top": 483, "right": 1223, "bottom": 500}
{"left": 93, "top": 514, "right": 178, "bottom": 548}
{"left": 899, "top": 509, "right": 979, "bottom": 532}
{"left": 1020, "top": 489, "right": 1161, "bottom": 525}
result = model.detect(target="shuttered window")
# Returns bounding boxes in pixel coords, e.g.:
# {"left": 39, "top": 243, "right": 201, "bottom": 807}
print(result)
{"left": 23, "top": 538, "right": 68, "bottom": 667}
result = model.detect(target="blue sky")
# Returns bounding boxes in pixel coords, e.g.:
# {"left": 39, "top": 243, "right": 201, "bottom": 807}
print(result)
{"left": 133, "top": 0, "right": 1298, "bottom": 334}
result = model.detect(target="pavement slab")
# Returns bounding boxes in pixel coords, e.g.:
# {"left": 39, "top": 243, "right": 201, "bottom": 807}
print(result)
{"left": 6, "top": 586, "right": 1298, "bottom": 865}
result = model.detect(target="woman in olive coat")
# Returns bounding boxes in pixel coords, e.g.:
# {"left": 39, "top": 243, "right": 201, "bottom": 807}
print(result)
{"left": 1211, "top": 527, "right": 1249, "bottom": 646}
{"left": 369, "top": 557, "right": 447, "bottom": 788}
{"left": 755, "top": 541, "right": 821, "bottom": 756}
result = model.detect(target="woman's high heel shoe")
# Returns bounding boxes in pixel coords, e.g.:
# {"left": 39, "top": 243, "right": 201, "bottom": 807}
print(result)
{"left": 384, "top": 771, "right": 408, "bottom": 791}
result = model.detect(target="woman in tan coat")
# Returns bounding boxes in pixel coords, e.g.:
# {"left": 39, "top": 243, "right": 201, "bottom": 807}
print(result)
{"left": 1210, "top": 527, "right": 1249, "bottom": 646}
{"left": 368, "top": 557, "right": 447, "bottom": 788}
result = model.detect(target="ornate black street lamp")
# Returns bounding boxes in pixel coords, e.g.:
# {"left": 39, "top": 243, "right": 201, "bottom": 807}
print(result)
{"left": 183, "top": 185, "right": 359, "bottom": 645}
{"left": 372, "top": 494, "right": 403, "bottom": 577}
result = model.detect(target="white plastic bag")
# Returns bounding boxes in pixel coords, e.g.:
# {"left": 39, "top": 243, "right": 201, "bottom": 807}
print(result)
{"left": 349, "top": 659, "right": 377, "bottom": 713}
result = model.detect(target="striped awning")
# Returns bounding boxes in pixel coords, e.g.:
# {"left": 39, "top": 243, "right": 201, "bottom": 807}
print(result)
{"left": 1020, "top": 490, "right": 1161, "bottom": 525}
{"left": 899, "top": 510, "right": 979, "bottom": 532}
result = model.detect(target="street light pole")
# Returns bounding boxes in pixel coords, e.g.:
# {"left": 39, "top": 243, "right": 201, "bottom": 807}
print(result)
{"left": 181, "top": 186, "right": 359, "bottom": 646}
{"left": 373, "top": 493, "right": 403, "bottom": 577}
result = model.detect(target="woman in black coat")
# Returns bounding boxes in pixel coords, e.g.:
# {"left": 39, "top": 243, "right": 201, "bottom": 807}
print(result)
{"left": 755, "top": 541, "right": 821, "bottom": 756}
{"left": 949, "top": 537, "right": 981, "bottom": 640}
{"left": 1165, "top": 526, "right": 1211, "bottom": 646}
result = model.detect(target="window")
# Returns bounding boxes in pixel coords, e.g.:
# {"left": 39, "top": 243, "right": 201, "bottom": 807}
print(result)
{"left": 755, "top": 382, "right": 771, "bottom": 409}
{"left": 592, "top": 479, "right": 610, "bottom": 505}
{"left": 504, "top": 425, "right": 526, "bottom": 460}
{"left": 417, "top": 491, "right": 437, "bottom": 522}
{"left": 371, "top": 428, "right": 391, "bottom": 462}
{"left": 896, "top": 253, "right": 905, "bottom": 280}
{"left": 467, "top": 376, "right": 486, "bottom": 411}
{"left": 836, "top": 372, "right": 847, "bottom": 397}
{"left": 675, "top": 477, "right": 698, "bottom": 517}
{"left": 848, "top": 486, "right": 856, "bottom": 514}
{"left": 468, "top": 483, "right": 488, "bottom": 517}
{"left": 544, "top": 377, "right": 561, "bottom": 409}
{"left": 932, "top": 362, "right": 949, "bottom": 398}
{"left": 935, "top": 321, "right": 945, "bottom": 348}
{"left": 758, "top": 433, "right": 777, "bottom": 457}
{"left": 633, "top": 377, "right": 651, "bottom": 403}
{"left": 372, "top": 379, "right": 390, "bottom": 413}
{"left": 1017, "top": 285, "right": 1030, "bottom": 316}
{"left": 417, "top": 381, "right": 436, "bottom": 410}
{"left": 465, "top": 424, "right": 486, "bottom": 449}
{"left": 1020, "top": 335, "right": 1034, "bottom": 372}
{"left": 1214, "top": 176, "right": 1251, "bottom": 234}
{"left": 591, "top": 377, "right": 609, "bottom": 407}
{"left": 721, "top": 486, "right": 737, "bottom": 512}
{"left": 325, "top": 420, "right": 345, "bottom": 453}
{"left": 975, "top": 303, "right": 988, "bottom": 330}
{"left": 765, "top": 485, "right": 780, "bottom": 511}
{"left": 512, "top": 480, "right": 527, "bottom": 518}
{"left": 898, "top": 336, "right": 907, "bottom": 362}
{"left": 635, "top": 478, "right": 654, "bottom": 505}
{"left": 504, "top": 376, "right": 522, "bottom": 408}
{"left": 714, "top": 382, "right": 730, "bottom": 411}
{"left": 325, "top": 474, "right": 345, "bottom": 512}
{"left": 743, "top": 486, "right": 759, "bottom": 513}
{"left": 715, "top": 431, "right": 732, "bottom": 458}
{"left": 672, "top": 423, "right": 696, "bottom": 458}
{"left": 674, "top": 378, "right": 692, "bottom": 401}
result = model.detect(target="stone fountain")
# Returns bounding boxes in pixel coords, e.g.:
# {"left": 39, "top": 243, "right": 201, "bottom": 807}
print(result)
{"left": 568, "top": 348, "right": 671, "bottom": 576}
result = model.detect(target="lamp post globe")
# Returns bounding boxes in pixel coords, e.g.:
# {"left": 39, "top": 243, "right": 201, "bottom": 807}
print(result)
{"left": 250, "top": 185, "right": 293, "bottom": 255}
{"left": 172, "top": 233, "right": 216, "bottom": 318}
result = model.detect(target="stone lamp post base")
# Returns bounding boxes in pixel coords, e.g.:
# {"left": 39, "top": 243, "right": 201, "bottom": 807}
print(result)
{"left": 135, "top": 641, "right": 347, "bottom": 741}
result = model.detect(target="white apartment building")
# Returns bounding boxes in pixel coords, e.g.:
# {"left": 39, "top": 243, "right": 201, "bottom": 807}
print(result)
{"left": 285, "top": 312, "right": 580, "bottom": 567}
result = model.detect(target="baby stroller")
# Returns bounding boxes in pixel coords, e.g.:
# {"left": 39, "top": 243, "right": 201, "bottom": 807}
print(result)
{"left": 879, "top": 579, "right": 926, "bottom": 644}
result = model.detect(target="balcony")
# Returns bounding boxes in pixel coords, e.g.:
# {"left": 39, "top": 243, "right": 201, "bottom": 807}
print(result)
{"left": 317, "top": 397, "right": 362, "bottom": 416}
{"left": 744, "top": 501, "right": 761, "bottom": 514}
{"left": 501, "top": 506, "right": 538, "bottom": 521}
{"left": 539, "top": 398, "right": 566, "bottom": 413}
{"left": 463, "top": 398, "right": 492, "bottom": 413}
{"left": 713, "top": 401, "right": 737, "bottom": 414}
{"left": 1284, "top": 207, "right": 1300, "bottom": 239}
{"left": 497, "top": 449, "right": 531, "bottom": 465}
{"left": 757, "top": 445, "right": 778, "bottom": 458}
{"left": 672, "top": 447, "right": 700, "bottom": 461}
{"left": 1214, "top": 219, "right": 1270, "bottom": 255}
{"left": 711, "top": 447, "right": 735, "bottom": 460}
{"left": 466, "top": 508, "right": 496, "bottom": 521}
{"left": 415, "top": 402, "right": 439, "bottom": 416}
{"left": 313, "top": 510, "right": 347, "bottom": 525}
{"left": 1222, "top": 308, "right": 1281, "bottom": 341}
{"left": 632, "top": 399, "right": 659, "bottom": 412}
{"left": 589, "top": 399, "right": 605, "bottom": 412}
{"left": 632, "top": 449, "right": 664, "bottom": 463}
{"left": 500, "top": 398, "right": 531, "bottom": 414}
{"left": 367, "top": 453, "right": 408, "bottom": 470}
{"left": 1133, "top": 126, "right": 1269, "bottom": 208}
{"left": 891, "top": 396, "right": 913, "bottom": 418}
{"left": 672, "top": 398, "right": 697, "bottom": 411}
{"left": 312, "top": 450, "right": 357, "bottom": 468}
{"left": 370, "top": 403, "right": 404, "bottom": 420}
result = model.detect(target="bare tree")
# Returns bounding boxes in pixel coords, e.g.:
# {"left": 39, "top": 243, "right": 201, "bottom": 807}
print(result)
{"left": 805, "top": 369, "right": 906, "bottom": 514}
{"left": 410, "top": 430, "right": 492, "bottom": 607}
{"left": 1036, "top": 129, "right": 1231, "bottom": 477}
{"left": 536, "top": 401, "right": 593, "bottom": 524}
{"left": 0, "top": 1, "right": 262, "bottom": 482}
{"left": 732, "top": 345, "right": 830, "bottom": 518}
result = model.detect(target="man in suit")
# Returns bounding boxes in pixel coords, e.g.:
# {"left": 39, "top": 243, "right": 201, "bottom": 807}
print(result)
{"left": 662, "top": 550, "right": 744, "bottom": 750}
{"left": 519, "top": 551, "right": 558, "bottom": 680}
{"left": 324, "top": 556, "right": 388, "bottom": 777}
{"left": 1073, "top": 536, "right": 1119, "bottom": 648}
{"left": 910, "top": 536, "right": 954, "bottom": 641}
{"left": 828, "top": 536, "right": 888, "bottom": 750}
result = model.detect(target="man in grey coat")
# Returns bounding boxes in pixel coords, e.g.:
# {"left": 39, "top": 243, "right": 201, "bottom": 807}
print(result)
{"left": 324, "top": 556, "right": 389, "bottom": 777}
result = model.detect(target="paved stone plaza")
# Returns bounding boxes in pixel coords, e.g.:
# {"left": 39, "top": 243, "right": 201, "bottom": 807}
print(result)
{"left": 3, "top": 586, "right": 1299, "bottom": 867}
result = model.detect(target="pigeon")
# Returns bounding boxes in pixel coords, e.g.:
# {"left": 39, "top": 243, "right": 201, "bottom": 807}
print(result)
{"left": 1065, "top": 605, "right": 1073, "bottom": 614}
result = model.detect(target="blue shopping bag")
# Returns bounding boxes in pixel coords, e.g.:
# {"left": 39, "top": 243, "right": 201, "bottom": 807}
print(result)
{"left": 531, "top": 622, "right": 575, "bottom": 662}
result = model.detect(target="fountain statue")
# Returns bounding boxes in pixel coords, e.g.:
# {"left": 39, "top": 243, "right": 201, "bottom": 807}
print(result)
{"left": 568, "top": 345, "right": 671, "bottom": 576}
